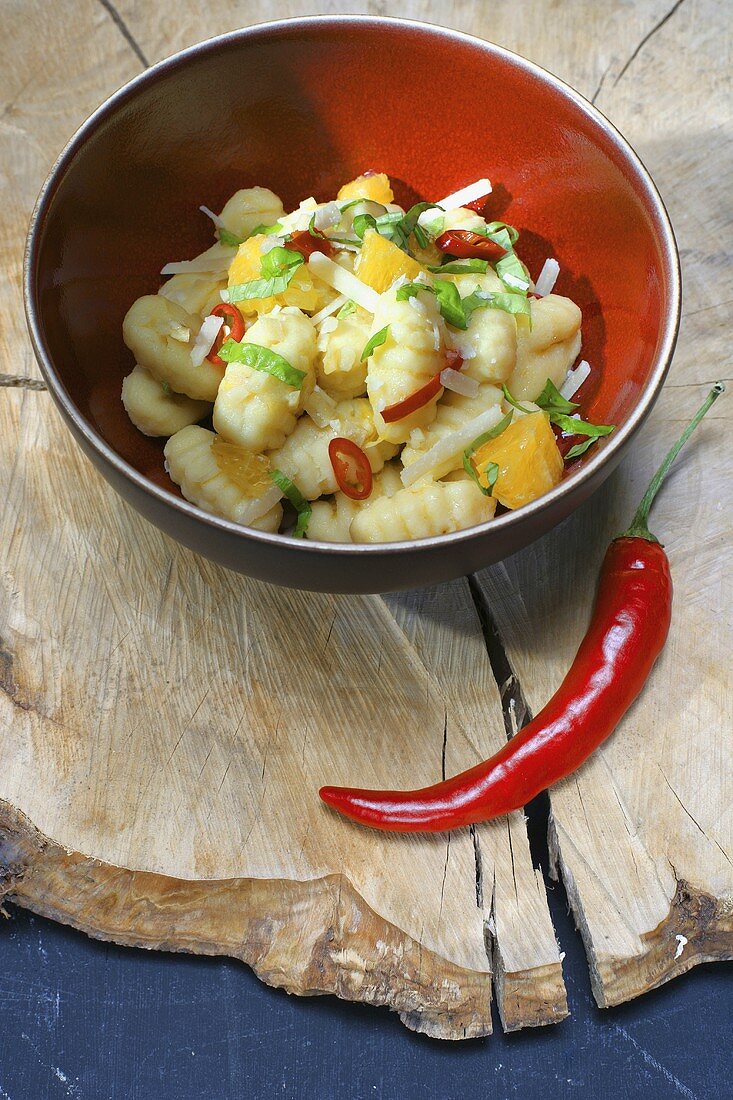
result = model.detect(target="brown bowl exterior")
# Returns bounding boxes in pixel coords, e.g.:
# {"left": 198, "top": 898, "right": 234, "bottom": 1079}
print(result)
{"left": 24, "top": 17, "right": 680, "bottom": 593}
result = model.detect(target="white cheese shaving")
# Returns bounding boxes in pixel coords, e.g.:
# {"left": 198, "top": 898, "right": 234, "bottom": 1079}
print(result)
{"left": 308, "top": 252, "right": 380, "bottom": 313}
{"left": 199, "top": 204, "right": 226, "bottom": 230}
{"left": 401, "top": 405, "right": 504, "bottom": 487}
{"left": 560, "top": 360, "right": 591, "bottom": 400}
{"left": 303, "top": 387, "right": 337, "bottom": 428}
{"left": 190, "top": 315, "right": 224, "bottom": 367}
{"left": 439, "top": 368, "right": 479, "bottom": 397}
{"left": 167, "top": 321, "right": 190, "bottom": 343}
{"left": 319, "top": 317, "right": 338, "bottom": 336}
{"left": 535, "top": 257, "right": 560, "bottom": 297}
{"left": 312, "top": 202, "right": 342, "bottom": 231}
{"left": 161, "top": 250, "right": 235, "bottom": 276}
{"left": 674, "top": 934, "right": 688, "bottom": 959}
{"left": 309, "top": 295, "right": 347, "bottom": 326}
{"left": 434, "top": 178, "right": 492, "bottom": 212}
{"left": 260, "top": 235, "right": 286, "bottom": 254}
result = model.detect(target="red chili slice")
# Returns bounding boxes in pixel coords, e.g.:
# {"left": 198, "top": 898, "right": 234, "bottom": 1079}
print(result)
{"left": 380, "top": 372, "right": 444, "bottom": 424}
{"left": 206, "top": 303, "right": 245, "bottom": 366}
{"left": 286, "top": 230, "right": 334, "bottom": 260}
{"left": 444, "top": 349, "right": 464, "bottom": 372}
{"left": 435, "top": 229, "right": 507, "bottom": 261}
{"left": 328, "top": 438, "right": 373, "bottom": 500}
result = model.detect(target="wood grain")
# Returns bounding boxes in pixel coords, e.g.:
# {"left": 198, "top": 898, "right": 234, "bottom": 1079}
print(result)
{"left": 0, "top": 0, "right": 730, "bottom": 1039}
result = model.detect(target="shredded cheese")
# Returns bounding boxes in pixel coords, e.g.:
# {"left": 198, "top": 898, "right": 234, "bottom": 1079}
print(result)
{"left": 199, "top": 204, "right": 226, "bottom": 229}
{"left": 435, "top": 178, "right": 492, "bottom": 211}
{"left": 161, "top": 250, "right": 235, "bottom": 276}
{"left": 309, "top": 295, "right": 347, "bottom": 326}
{"left": 560, "top": 360, "right": 591, "bottom": 400}
{"left": 307, "top": 252, "right": 381, "bottom": 313}
{"left": 401, "top": 405, "right": 504, "bottom": 487}
{"left": 535, "top": 257, "right": 560, "bottom": 297}
{"left": 439, "top": 368, "right": 479, "bottom": 397}
{"left": 190, "top": 315, "right": 224, "bottom": 367}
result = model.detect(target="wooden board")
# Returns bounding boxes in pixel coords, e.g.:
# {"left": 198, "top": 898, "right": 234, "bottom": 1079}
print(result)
{"left": 0, "top": 0, "right": 730, "bottom": 1040}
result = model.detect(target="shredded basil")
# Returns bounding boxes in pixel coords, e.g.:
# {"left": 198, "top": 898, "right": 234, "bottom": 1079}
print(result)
{"left": 270, "top": 469, "right": 311, "bottom": 537}
{"left": 260, "top": 247, "right": 303, "bottom": 280}
{"left": 224, "top": 247, "right": 303, "bottom": 303}
{"left": 434, "top": 280, "right": 467, "bottom": 329}
{"left": 218, "top": 340, "right": 307, "bottom": 389}
{"left": 353, "top": 213, "right": 378, "bottom": 240}
{"left": 535, "top": 378, "right": 578, "bottom": 417}
{"left": 531, "top": 377, "right": 615, "bottom": 458}
{"left": 395, "top": 280, "right": 432, "bottom": 302}
{"left": 420, "top": 211, "right": 445, "bottom": 239}
{"left": 249, "top": 221, "right": 283, "bottom": 238}
{"left": 360, "top": 325, "right": 390, "bottom": 361}
{"left": 495, "top": 252, "right": 531, "bottom": 294}
{"left": 336, "top": 300, "right": 357, "bottom": 319}
{"left": 462, "top": 412, "right": 513, "bottom": 495}
{"left": 428, "top": 258, "right": 490, "bottom": 275}
{"left": 501, "top": 383, "right": 535, "bottom": 416}
{"left": 218, "top": 228, "right": 244, "bottom": 248}
{"left": 161, "top": 380, "right": 171, "bottom": 395}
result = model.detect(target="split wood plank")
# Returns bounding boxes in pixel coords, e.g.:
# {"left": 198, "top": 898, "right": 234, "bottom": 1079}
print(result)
{"left": 474, "top": 0, "right": 733, "bottom": 1006}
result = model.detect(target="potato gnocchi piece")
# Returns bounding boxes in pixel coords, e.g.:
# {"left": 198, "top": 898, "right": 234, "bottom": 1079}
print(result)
{"left": 440, "top": 206, "right": 488, "bottom": 234}
{"left": 213, "top": 308, "right": 318, "bottom": 453}
{"left": 164, "top": 425, "right": 283, "bottom": 529}
{"left": 316, "top": 313, "right": 371, "bottom": 399}
{"left": 268, "top": 398, "right": 397, "bottom": 501}
{"left": 218, "top": 187, "right": 284, "bottom": 239}
{"left": 350, "top": 478, "right": 496, "bottom": 544}
{"left": 507, "top": 294, "right": 582, "bottom": 401}
{"left": 445, "top": 270, "right": 517, "bottom": 385}
{"left": 367, "top": 287, "right": 446, "bottom": 445}
{"left": 123, "top": 295, "right": 224, "bottom": 401}
{"left": 401, "top": 384, "right": 503, "bottom": 479}
{"left": 121, "top": 365, "right": 211, "bottom": 437}
{"left": 159, "top": 272, "right": 227, "bottom": 319}
{"left": 307, "top": 462, "right": 403, "bottom": 543}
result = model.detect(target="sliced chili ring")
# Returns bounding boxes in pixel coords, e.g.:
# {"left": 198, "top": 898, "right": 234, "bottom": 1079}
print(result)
{"left": 380, "top": 372, "right": 444, "bottom": 424}
{"left": 444, "top": 349, "right": 464, "bottom": 372}
{"left": 206, "top": 303, "right": 245, "bottom": 366}
{"left": 435, "top": 229, "right": 507, "bottom": 261}
{"left": 287, "top": 229, "right": 334, "bottom": 260}
{"left": 328, "top": 437, "right": 373, "bottom": 500}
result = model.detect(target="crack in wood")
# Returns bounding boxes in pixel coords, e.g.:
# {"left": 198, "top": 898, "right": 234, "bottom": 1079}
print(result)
{"left": 613, "top": 0, "right": 687, "bottom": 86}
{"left": 96, "top": 0, "right": 150, "bottom": 69}
{"left": 0, "top": 375, "right": 47, "bottom": 391}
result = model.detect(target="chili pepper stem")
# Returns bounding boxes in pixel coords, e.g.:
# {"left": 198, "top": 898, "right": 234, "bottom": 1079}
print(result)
{"left": 620, "top": 382, "right": 725, "bottom": 542}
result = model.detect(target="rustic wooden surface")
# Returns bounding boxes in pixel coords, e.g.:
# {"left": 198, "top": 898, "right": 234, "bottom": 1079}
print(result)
{"left": 0, "top": 0, "right": 730, "bottom": 1040}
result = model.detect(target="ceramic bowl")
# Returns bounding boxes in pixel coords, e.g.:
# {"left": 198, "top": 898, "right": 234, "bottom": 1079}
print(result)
{"left": 24, "top": 16, "right": 680, "bottom": 593}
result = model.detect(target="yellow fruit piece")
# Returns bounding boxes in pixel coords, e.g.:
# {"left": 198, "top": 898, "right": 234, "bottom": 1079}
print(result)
{"left": 227, "top": 235, "right": 325, "bottom": 315}
{"left": 338, "top": 173, "right": 394, "bottom": 205}
{"left": 211, "top": 437, "right": 272, "bottom": 498}
{"left": 354, "top": 229, "right": 426, "bottom": 293}
{"left": 473, "top": 411, "right": 563, "bottom": 510}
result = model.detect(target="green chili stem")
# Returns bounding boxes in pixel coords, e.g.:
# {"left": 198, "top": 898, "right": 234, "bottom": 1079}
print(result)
{"left": 621, "top": 382, "right": 725, "bottom": 542}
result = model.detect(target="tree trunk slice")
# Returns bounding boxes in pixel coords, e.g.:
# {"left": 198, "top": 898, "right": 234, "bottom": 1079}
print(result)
{"left": 1, "top": 0, "right": 730, "bottom": 1041}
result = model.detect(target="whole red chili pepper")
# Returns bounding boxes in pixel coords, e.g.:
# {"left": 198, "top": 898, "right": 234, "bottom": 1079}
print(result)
{"left": 320, "top": 383, "right": 724, "bottom": 832}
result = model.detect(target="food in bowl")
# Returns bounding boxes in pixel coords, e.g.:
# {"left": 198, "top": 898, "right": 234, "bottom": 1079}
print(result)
{"left": 121, "top": 172, "right": 613, "bottom": 543}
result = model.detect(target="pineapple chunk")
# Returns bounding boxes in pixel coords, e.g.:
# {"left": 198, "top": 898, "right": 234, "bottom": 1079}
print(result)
{"left": 338, "top": 173, "right": 394, "bottom": 206}
{"left": 354, "top": 229, "right": 426, "bottom": 293}
{"left": 473, "top": 411, "right": 563, "bottom": 510}
{"left": 227, "top": 235, "right": 326, "bottom": 315}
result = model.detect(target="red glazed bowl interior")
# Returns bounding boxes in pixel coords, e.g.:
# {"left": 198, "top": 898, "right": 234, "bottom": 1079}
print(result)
{"left": 25, "top": 17, "right": 679, "bottom": 593}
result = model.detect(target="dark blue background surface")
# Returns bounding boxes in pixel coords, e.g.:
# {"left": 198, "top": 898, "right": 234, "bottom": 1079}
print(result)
{"left": 0, "top": 863, "right": 729, "bottom": 1099}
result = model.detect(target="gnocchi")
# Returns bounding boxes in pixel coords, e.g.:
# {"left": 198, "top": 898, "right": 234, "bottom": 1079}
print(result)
{"left": 122, "top": 174, "right": 604, "bottom": 545}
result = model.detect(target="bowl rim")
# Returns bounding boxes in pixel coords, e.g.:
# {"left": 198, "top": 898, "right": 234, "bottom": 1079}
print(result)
{"left": 24, "top": 13, "right": 681, "bottom": 558}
